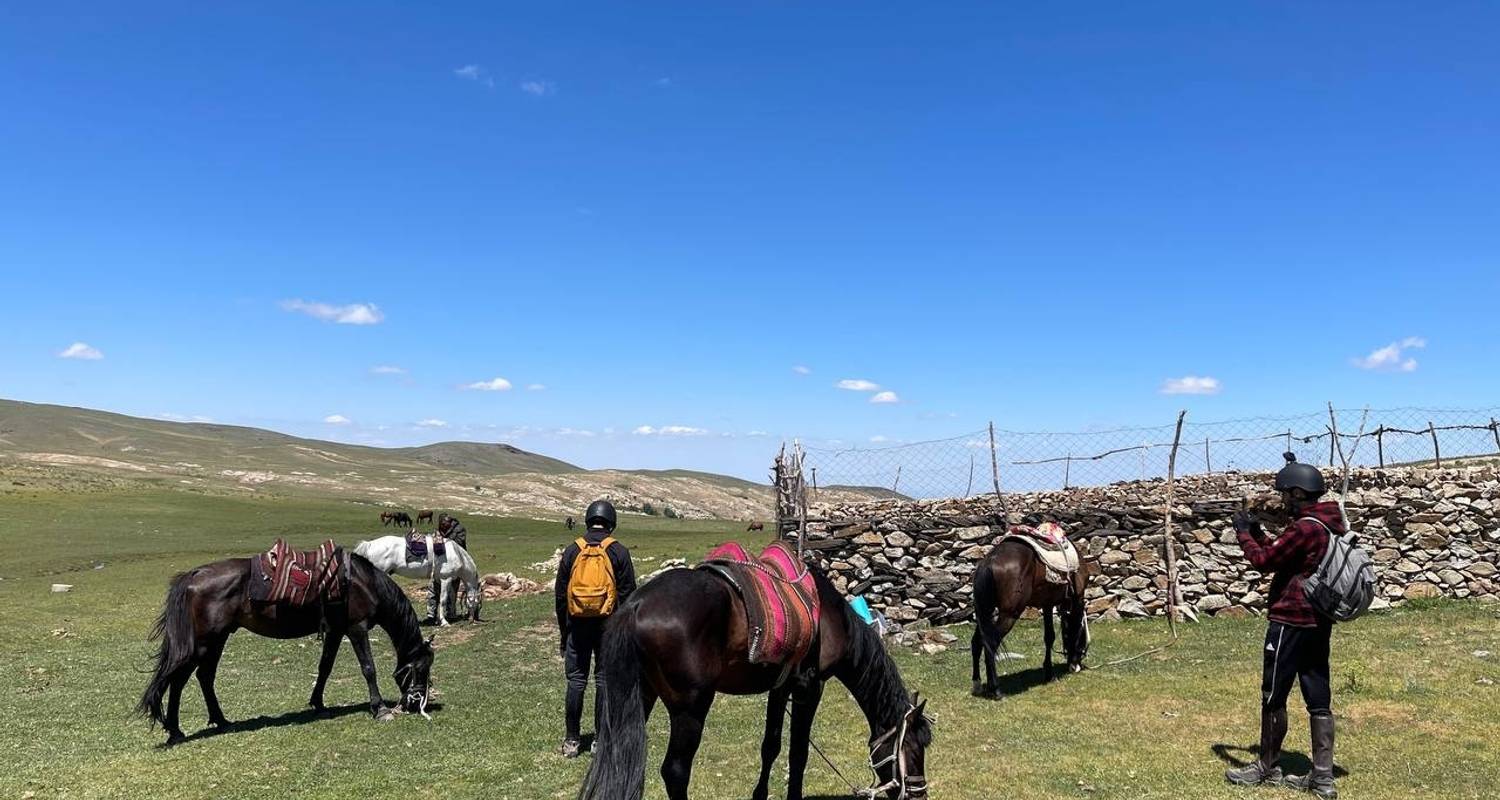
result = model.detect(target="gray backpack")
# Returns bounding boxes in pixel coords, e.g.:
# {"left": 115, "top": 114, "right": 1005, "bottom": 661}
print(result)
{"left": 1300, "top": 517, "right": 1377, "bottom": 622}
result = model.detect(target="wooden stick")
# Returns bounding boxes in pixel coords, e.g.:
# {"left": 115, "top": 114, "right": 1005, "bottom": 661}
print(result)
{"left": 892, "top": 465, "right": 902, "bottom": 493}
{"left": 965, "top": 454, "right": 974, "bottom": 499}
{"left": 1203, "top": 436, "right": 1212, "bottom": 474}
{"left": 1327, "top": 426, "right": 1336, "bottom": 466}
{"left": 1063, "top": 455, "right": 1072, "bottom": 490}
{"left": 988, "top": 421, "right": 1004, "bottom": 508}
{"left": 1327, "top": 403, "right": 1369, "bottom": 530}
{"left": 1429, "top": 421, "right": 1441, "bottom": 468}
{"left": 1376, "top": 426, "right": 1385, "bottom": 468}
{"left": 1163, "top": 410, "right": 1187, "bottom": 638}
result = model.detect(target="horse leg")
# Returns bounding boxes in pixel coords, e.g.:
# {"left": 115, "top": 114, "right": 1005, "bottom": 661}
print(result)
{"left": 163, "top": 661, "right": 196, "bottom": 745}
{"left": 1043, "top": 606, "right": 1057, "bottom": 681}
{"left": 971, "top": 628, "right": 984, "bottom": 696}
{"left": 195, "top": 635, "right": 232, "bottom": 729}
{"left": 752, "top": 687, "right": 790, "bottom": 800}
{"left": 436, "top": 576, "right": 451, "bottom": 627}
{"left": 987, "top": 613, "right": 1020, "bottom": 698}
{"left": 785, "top": 680, "right": 825, "bottom": 800}
{"left": 661, "top": 695, "right": 714, "bottom": 800}
{"left": 346, "top": 627, "right": 391, "bottom": 719}
{"left": 308, "top": 629, "right": 343, "bottom": 711}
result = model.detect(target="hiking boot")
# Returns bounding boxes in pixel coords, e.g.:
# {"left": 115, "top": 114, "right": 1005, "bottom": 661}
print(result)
{"left": 1226, "top": 707, "right": 1286, "bottom": 786}
{"left": 560, "top": 738, "right": 582, "bottom": 759}
{"left": 1283, "top": 714, "right": 1337, "bottom": 799}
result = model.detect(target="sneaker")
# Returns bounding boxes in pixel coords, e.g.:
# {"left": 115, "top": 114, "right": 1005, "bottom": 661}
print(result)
{"left": 1225, "top": 762, "right": 1283, "bottom": 786}
{"left": 560, "top": 739, "right": 582, "bottom": 759}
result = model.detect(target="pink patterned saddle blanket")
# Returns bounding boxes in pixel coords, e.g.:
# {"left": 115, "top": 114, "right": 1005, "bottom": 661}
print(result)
{"left": 700, "top": 541, "right": 821, "bottom": 667}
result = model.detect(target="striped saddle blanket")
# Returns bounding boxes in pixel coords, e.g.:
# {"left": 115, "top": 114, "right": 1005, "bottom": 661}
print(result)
{"left": 250, "top": 539, "right": 345, "bottom": 606}
{"left": 406, "top": 533, "right": 447, "bottom": 560}
{"left": 700, "top": 541, "right": 820, "bottom": 668}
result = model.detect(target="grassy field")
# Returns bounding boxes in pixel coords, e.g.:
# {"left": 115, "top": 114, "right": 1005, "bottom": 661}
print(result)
{"left": 3, "top": 481, "right": 1498, "bottom": 799}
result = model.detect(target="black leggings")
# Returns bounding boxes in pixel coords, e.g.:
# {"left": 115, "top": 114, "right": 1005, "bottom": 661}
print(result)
{"left": 563, "top": 619, "right": 605, "bottom": 740}
{"left": 1261, "top": 621, "right": 1332, "bottom": 715}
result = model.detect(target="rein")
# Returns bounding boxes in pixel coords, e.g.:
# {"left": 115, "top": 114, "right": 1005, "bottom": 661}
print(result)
{"left": 807, "top": 702, "right": 928, "bottom": 799}
{"left": 393, "top": 661, "right": 432, "bottom": 720}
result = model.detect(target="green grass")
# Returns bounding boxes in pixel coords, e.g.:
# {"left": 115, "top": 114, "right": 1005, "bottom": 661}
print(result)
{"left": 3, "top": 485, "right": 1498, "bottom": 799}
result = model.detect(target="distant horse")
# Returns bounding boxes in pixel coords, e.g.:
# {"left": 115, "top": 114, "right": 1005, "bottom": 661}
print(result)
{"left": 380, "top": 511, "right": 413, "bottom": 528}
{"left": 354, "top": 535, "right": 483, "bottom": 626}
{"left": 579, "top": 565, "right": 931, "bottom": 800}
{"left": 565, "top": 516, "right": 576, "bottom": 531}
{"left": 746, "top": 521, "right": 765, "bottom": 532}
{"left": 416, "top": 510, "right": 435, "bottom": 525}
{"left": 970, "top": 537, "right": 1093, "bottom": 698}
{"left": 138, "top": 553, "right": 435, "bottom": 746}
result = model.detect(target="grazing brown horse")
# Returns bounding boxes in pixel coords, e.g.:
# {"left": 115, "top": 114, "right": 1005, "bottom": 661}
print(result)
{"left": 416, "top": 509, "right": 434, "bottom": 525}
{"left": 138, "top": 553, "right": 435, "bottom": 746}
{"left": 970, "top": 538, "right": 1093, "bottom": 698}
{"left": 379, "top": 510, "right": 413, "bottom": 527}
{"left": 579, "top": 566, "right": 931, "bottom": 800}
{"left": 746, "top": 521, "right": 765, "bottom": 532}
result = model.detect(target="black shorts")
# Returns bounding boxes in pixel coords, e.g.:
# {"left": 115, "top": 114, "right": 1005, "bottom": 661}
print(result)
{"left": 1261, "top": 620, "right": 1332, "bottom": 715}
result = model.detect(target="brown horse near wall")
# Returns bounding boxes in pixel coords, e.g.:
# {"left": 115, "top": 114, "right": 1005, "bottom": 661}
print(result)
{"left": 746, "top": 521, "right": 764, "bottom": 532}
{"left": 416, "top": 510, "right": 434, "bottom": 525}
{"left": 969, "top": 538, "right": 1095, "bottom": 698}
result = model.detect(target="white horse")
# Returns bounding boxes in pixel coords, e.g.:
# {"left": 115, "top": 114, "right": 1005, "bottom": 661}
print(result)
{"left": 354, "top": 535, "right": 482, "bottom": 626}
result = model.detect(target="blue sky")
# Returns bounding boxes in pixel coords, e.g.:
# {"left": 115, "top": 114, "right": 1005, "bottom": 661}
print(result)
{"left": 3, "top": 2, "right": 1497, "bottom": 480}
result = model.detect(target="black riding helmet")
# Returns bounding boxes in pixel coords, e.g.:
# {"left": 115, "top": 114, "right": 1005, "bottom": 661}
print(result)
{"left": 1273, "top": 452, "right": 1326, "bottom": 496}
{"left": 584, "top": 499, "right": 617, "bottom": 531}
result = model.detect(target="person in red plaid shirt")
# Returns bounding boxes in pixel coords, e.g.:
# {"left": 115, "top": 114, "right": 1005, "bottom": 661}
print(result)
{"left": 1224, "top": 453, "right": 1343, "bottom": 800}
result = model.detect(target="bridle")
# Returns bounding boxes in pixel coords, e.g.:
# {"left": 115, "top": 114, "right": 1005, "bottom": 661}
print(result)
{"left": 393, "top": 661, "right": 432, "bottom": 720}
{"left": 864, "top": 703, "right": 928, "bottom": 799}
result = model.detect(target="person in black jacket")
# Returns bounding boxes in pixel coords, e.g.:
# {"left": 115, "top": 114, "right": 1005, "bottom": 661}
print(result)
{"left": 554, "top": 499, "right": 636, "bottom": 758}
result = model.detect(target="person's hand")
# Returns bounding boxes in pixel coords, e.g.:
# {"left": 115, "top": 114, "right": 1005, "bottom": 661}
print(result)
{"left": 1232, "top": 510, "right": 1261, "bottom": 536}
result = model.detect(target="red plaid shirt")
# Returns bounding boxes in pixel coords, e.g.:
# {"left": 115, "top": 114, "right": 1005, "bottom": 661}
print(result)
{"left": 1236, "top": 501, "right": 1341, "bottom": 628}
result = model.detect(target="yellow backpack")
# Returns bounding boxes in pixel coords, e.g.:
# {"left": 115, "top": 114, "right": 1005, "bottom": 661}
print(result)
{"left": 566, "top": 537, "right": 618, "bottom": 618}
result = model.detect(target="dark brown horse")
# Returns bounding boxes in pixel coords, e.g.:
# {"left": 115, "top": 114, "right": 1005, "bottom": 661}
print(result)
{"left": 138, "top": 553, "right": 435, "bottom": 746}
{"left": 746, "top": 521, "right": 765, "bottom": 532}
{"left": 579, "top": 566, "right": 931, "bottom": 800}
{"left": 970, "top": 539, "right": 1093, "bottom": 698}
{"left": 380, "top": 510, "right": 413, "bottom": 528}
{"left": 416, "top": 509, "right": 434, "bottom": 525}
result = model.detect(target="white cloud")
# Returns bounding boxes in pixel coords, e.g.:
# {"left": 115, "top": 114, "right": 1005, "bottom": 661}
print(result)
{"left": 792, "top": 365, "right": 811, "bottom": 375}
{"left": 519, "top": 80, "right": 555, "bottom": 96}
{"left": 1353, "top": 337, "right": 1426, "bottom": 372}
{"left": 555, "top": 427, "right": 595, "bottom": 437}
{"left": 58, "top": 342, "right": 103, "bottom": 360}
{"left": 415, "top": 418, "right": 449, "bottom": 428}
{"left": 1161, "top": 376, "right": 1222, "bottom": 395}
{"left": 463, "top": 377, "right": 513, "bottom": 392}
{"left": 280, "top": 299, "right": 384, "bottom": 325}
{"left": 746, "top": 430, "right": 770, "bottom": 437}
{"left": 632, "top": 425, "right": 709, "bottom": 437}
{"left": 159, "top": 413, "right": 213, "bottom": 423}
{"left": 454, "top": 64, "right": 495, "bottom": 87}
{"left": 870, "top": 391, "right": 900, "bottom": 404}
{"left": 837, "top": 379, "right": 880, "bottom": 392}
{"left": 323, "top": 414, "right": 351, "bottom": 425}
{"left": 526, "top": 383, "right": 546, "bottom": 391}
{"left": 870, "top": 435, "right": 890, "bottom": 443}
{"left": 371, "top": 365, "right": 405, "bottom": 375}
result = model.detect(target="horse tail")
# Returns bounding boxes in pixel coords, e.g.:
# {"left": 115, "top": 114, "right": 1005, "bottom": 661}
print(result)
{"left": 138, "top": 571, "right": 196, "bottom": 726}
{"left": 972, "top": 561, "right": 1003, "bottom": 656}
{"left": 579, "top": 606, "right": 646, "bottom": 800}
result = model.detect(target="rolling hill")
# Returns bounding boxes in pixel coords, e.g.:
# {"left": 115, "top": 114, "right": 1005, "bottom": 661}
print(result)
{"left": 0, "top": 399, "right": 864, "bottom": 520}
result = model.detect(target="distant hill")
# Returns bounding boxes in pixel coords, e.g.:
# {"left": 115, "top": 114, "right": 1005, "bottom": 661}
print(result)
{"left": 0, "top": 399, "right": 882, "bottom": 519}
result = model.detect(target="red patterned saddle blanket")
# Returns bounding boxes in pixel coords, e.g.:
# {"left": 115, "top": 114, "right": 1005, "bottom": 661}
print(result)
{"left": 250, "top": 539, "right": 345, "bottom": 606}
{"left": 699, "top": 541, "right": 821, "bottom": 668}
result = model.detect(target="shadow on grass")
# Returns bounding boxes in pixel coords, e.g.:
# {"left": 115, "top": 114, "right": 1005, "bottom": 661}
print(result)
{"left": 1211, "top": 743, "right": 1349, "bottom": 778}
{"left": 169, "top": 701, "right": 445, "bottom": 746}
{"left": 974, "top": 665, "right": 1064, "bottom": 698}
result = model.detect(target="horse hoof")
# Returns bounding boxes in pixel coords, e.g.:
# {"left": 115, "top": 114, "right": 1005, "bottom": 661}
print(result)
{"left": 375, "top": 708, "right": 396, "bottom": 722}
{"left": 209, "top": 718, "right": 233, "bottom": 730}
{"left": 164, "top": 732, "right": 186, "bottom": 747}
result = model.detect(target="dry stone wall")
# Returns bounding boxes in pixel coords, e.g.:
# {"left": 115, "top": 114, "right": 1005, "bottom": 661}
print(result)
{"left": 801, "top": 466, "right": 1500, "bottom": 626}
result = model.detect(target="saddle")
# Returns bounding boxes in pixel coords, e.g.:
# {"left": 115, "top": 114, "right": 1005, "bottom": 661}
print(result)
{"left": 250, "top": 539, "right": 346, "bottom": 606}
{"left": 1002, "top": 522, "right": 1080, "bottom": 585}
{"left": 699, "top": 541, "right": 821, "bottom": 672}
{"left": 406, "top": 532, "right": 447, "bottom": 560}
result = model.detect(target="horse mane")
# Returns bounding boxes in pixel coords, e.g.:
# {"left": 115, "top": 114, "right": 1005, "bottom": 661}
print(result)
{"left": 815, "top": 567, "right": 932, "bottom": 746}
{"left": 350, "top": 553, "right": 425, "bottom": 661}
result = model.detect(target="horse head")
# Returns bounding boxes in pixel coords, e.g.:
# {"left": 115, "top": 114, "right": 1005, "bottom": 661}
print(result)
{"left": 394, "top": 634, "right": 436, "bottom": 717}
{"left": 870, "top": 693, "right": 932, "bottom": 799}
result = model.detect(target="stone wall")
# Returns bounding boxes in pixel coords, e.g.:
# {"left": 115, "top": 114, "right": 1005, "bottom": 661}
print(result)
{"left": 801, "top": 466, "right": 1500, "bottom": 625}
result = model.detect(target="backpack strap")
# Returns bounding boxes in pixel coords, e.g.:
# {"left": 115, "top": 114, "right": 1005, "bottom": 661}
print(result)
{"left": 599, "top": 536, "right": 617, "bottom": 551}
{"left": 575, "top": 537, "right": 589, "bottom": 550}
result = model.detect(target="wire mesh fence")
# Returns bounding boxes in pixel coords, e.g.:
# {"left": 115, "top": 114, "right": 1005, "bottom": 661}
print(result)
{"left": 803, "top": 406, "right": 1500, "bottom": 500}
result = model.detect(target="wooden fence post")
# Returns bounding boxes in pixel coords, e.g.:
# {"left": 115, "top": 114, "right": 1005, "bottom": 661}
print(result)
{"left": 1376, "top": 426, "right": 1385, "bottom": 468}
{"left": 1163, "top": 410, "right": 1187, "bottom": 637}
{"left": 1492, "top": 418, "right": 1500, "bottom": 455}
{"left": 892, "top": 465, "right": 901, "bottom": 493}
{"left": 965, "top": 454, "right": 974, "bottom": 498}
{"left": 1429, "top": 421, "right": 1441, "bottom": 467}
{"left": 1063, "top": 455, "right": 1072, "bottom": 490}
{"left": 1203, "top": 436, "right": 1212, "bottom": 474}
{"left": 988, "top": 422, "right": 1004, "bottom": 507}
{"left": 1327, "top": 426, "right": 1336, "bottom": 466}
